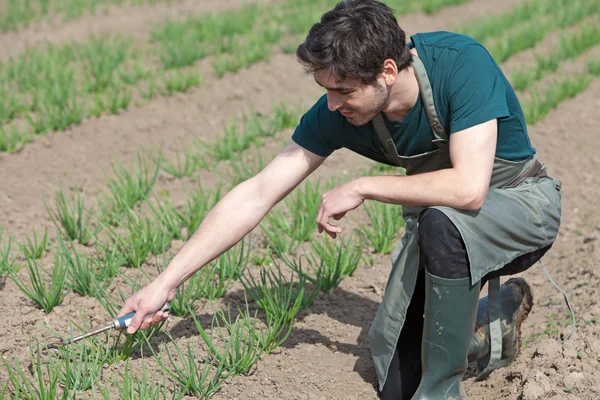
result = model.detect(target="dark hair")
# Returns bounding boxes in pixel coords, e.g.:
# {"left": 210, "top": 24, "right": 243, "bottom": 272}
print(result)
{"left": 296, "top": 0, "right": 412, "bottom": 85}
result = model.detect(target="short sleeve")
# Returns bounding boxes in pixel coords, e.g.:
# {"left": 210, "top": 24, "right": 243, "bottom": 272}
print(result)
{"left": 448, "top": 45, "right": 510, "bottom": 134}
{"left": 291, "top": 96, "right": 340, "bottom": 157}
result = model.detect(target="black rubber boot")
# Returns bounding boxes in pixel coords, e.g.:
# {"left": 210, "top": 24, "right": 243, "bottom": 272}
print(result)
{"left": 467, "top": 277, "right": 533, "bottom": 377}
{"left": 411, "top": 271, "right": 480, "bottom": 400}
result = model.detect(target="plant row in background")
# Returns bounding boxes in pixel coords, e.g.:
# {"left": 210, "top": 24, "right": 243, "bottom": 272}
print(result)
{"left": 0, "top": 0, "right": 187, "bottom": 33}
{"left": 0, "top": 0, "right": 487, "bottom": 153}
{"left": 0, "top": 0, "right": 596, "bottom": 154}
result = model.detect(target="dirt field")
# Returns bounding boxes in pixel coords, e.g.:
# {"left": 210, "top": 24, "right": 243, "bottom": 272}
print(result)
{"left": 1, "top": 0, "right": 599, "bottom": 399}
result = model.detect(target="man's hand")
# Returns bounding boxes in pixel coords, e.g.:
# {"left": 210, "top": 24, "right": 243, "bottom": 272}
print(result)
{"left": 316, "top": 180, "right": 365, "bottom": 238}
{"left": 117, "top": 280, "right": 176, "bottom": 334}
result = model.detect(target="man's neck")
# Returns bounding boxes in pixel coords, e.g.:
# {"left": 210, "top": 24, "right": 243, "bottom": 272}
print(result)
{"left": 382, "top": 49, "right": 419, "bottom": 122}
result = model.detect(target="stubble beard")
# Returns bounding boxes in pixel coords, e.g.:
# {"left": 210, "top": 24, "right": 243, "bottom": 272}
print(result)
{"left": 345, "top": 83, "right": 389, "bottom": 127}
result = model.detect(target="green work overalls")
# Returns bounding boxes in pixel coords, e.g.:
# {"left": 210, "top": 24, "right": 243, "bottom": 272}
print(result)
{"left": 368, "top": 54, "right": 562, "bottom": 391}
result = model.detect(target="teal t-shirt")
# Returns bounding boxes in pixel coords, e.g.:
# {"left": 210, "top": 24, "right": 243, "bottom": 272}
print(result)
{"left": 291, "top": 31, "right": 535, "bottom": 164}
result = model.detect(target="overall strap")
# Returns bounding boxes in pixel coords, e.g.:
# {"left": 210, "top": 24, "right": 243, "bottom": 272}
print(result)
{"left": 371, "top": 54, "right": 448, "bottom": 166}
{"left": 372, "top": 113, "right": 404, "bottom": 166}
{"left": 411, "top": 55, "right": 448, "bottom": 142}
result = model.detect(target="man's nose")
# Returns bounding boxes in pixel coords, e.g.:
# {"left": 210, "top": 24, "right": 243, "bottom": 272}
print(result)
{"left": 327, "top": 91, "right": 343, "bottom": 112}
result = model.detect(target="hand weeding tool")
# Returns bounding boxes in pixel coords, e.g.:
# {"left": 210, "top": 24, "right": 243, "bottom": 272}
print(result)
{"left": 45, "top": 302, "right": 170, "bottom": 349}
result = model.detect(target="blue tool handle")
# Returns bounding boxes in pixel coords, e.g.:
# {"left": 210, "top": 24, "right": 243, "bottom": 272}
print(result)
{"left": 113, "top": 302, "right": 170, "bottom": 329}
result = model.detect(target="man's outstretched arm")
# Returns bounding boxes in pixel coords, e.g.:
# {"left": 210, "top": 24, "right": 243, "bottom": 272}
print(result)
{"left": 119, "top": 140, "right": 326, "bottom": 332}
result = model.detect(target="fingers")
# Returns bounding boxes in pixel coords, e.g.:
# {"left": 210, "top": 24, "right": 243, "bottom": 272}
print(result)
{"left": 139, "top": 311, "right": 169, "bottom": 331}
{"left": 127, "top": 308, "right": 147, "bottom": 334}
{"left": 127, "top": 309, "right": 169, "bottom": 334}
{"left": 316, "top": 202, "right": 343, "bottom": 238}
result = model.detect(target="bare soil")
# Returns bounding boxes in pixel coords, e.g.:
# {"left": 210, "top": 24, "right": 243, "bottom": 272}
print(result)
{"left": 1, "top": 0, "right": 599, "bottom": 399}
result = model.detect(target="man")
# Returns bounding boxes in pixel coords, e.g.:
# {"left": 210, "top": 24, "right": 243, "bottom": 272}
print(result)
{"left": 118, "top": 1, "right": 562, "bottom": 398}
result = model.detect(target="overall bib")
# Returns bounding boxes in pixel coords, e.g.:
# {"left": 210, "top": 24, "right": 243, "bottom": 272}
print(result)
{"left": 368, "top": 55, "right": 563, "bottom": 391}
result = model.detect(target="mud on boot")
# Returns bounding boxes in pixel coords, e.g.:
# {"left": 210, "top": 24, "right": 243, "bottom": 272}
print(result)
{"left": 467, "top": 277, "right": 534, "bottom": 378}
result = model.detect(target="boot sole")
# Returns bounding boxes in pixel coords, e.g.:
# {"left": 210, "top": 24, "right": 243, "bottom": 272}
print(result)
{"left": 502, "top": 277, "right": 534, "bottom": 364}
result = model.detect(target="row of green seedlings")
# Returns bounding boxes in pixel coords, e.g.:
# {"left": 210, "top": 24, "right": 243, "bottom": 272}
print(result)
{"left": 3, "top": 258, "right": 319, "bottom": 399}
{"left": 0, "top": 35, "right": 202, "bottom": 153}
{"left": 456, "top": 0, "right": 581, "bottom": 43}
{"left": 520, "top": 56, "right": 600, "bottom": 125}
{"left": 0, "top": 102, "right": 301, "bottom": 285}
{"left": 0, "top": 0, "right": 498, "bottom": 152}
{"left": 509, "top": 16, "right": 600, "bottom": 92}
{"left": 1, "top": 232, "right": 363, "bottom": 398}
{"left": 0, "top": 0, "right": 187, "bottom": 33}
{"left": 478, "top": 0, "right": 599, "bottom": 64}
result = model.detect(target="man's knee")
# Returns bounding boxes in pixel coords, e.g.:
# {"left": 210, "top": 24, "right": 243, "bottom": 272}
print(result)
{"left": 418, "top": 208, "right": 469, "bottom": 279}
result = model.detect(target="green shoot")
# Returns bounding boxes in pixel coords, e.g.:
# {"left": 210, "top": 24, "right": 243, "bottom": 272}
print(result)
{"left": 10, "top": 251, "right": 68, "bottom": 313}
{"left": 100, "top": 152, "right": 161, "bottom": 225}
{"left": 0, "top": 228, "right": 16, "bottom": 284}
{"left": 191, "top": 302, "right": 264, "bottom": 375}
{"left": 359, "top": 201, "right": 405, "bottom": 254}
{"left": 57, "top": 238, "right": 96, "bottom": 296}
{"left": 240, "top": 262, "right": 314, "bottom": 352}
{"left": 45, "top": 187, "right": 98, "bottom": 245}
{"left": 2, "top": 343, "right": 75, "bottom": 400}
{"left": 289, "top": 234, "right": 364, "bottom": 294}
{"left": 149, "top": 332, "right": 233, "bottom": 398}
{"left": 18, "top": 227, "right": 48, "bottom": 259}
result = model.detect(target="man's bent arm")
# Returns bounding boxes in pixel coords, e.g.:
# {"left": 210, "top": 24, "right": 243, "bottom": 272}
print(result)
{"left": 356, "top": 119, "right": 497, "bottom": 210}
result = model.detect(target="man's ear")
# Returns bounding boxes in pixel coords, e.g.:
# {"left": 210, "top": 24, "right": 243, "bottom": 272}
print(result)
{"left": 381, "top": 59, "right": 398, "bottom": 86}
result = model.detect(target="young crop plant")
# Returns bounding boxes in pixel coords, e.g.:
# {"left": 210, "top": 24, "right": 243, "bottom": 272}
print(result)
{"left": 100, "top": 152, "right": 161, "bottom": 225}
{"left": 105, "top": 210, "right": 171, "bottom": 268}
{"left": 289, "top": 234, "right": 364, "bottom": 295}
{"left": 113, "top": 360, "right": 186, "bottom": 400}
{"left": 239, "top": 262, "right": 316, "bottom": 352}
{"left": 25, "top": 65, "right": 84, "bottom": 135}
{"left": 78, "top": 34, "right": 131, "bottom": 93}
{"left": 260, "top": 178, "right": 337, "bottom": 255}
{"left": 0, "top": 228, "right": 16, "bottom": 284}
{"left": 10, "top": 250, "right": 69, "bottom": 313}
{"left": 92, "top": 241, "right": 125, "bottom": 284}
{"left": 420, "top": 0, "right": 471, "bottom": 14}
{"left": 212, "top": 37, "right": 271, "bottom": 78}
{"left": 18, "top": 227, "right": 49, "bottom": 260}
{"left": 161, "top": 70, "right": 202, "bottom": 96}
{"left": 146, "top": 195, "right": 185, "bottom": 242}
{"left": 588, "top": 57, "right": 600, "bottom": 76}
{"left": 161, "top": 146, "right": 205, "bottom": 178}
{"left": 149, "top": 333, "right": 233, "bottom": 398}
{"left": 2, "top": 343, "right": 76, "bottom": 400}
{"left": 191, "top": 303, "right": 264, "bottom": 376}
{"left": 359, "top": 200, "right": 405, "bottom": 254}
{"left": 199, "top": 117, "right": 257, "bottom": 162}
{"left": 57, "top": 238, "right": 96, "bottom": 296}
{"left": 0, "top": 124, "right": 31, "bottom": 153}
{"left": 56, "top": 340, "right": 109, "bottom": 392}
{"left": 46, "top": 187, "right": 98, "bottom": 245}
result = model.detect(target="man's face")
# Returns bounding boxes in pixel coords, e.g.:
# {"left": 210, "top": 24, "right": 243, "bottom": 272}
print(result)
{"left": 314, "top": 70, "right": 389, "bottom": 126}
